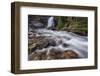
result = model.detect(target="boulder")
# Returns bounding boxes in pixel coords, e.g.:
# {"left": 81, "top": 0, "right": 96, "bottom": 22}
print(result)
{"left": 62, "top": 50, "right": 78, "bottom": 59}
{"left": 62, "top": 43, "right": 69, "bottom": 47}
{"left": 28, "top": 36, "right": 57, "bottom": 53}
{"left": 28, "top": 51, "right": 47, "bottom": 60}
{"left": 31, "top": 21, "right": 44, "bottom": 28}
{"left": 46, "top": 48, "right": 63, "bottom": 60}
{"left": 28, "top": 49, "right": 79, "bottom": 60}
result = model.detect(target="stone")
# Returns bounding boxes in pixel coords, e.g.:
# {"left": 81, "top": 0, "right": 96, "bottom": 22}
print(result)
{"left": 46, "top": 48, "right": 63, "bottom": 60}
{"left": 31, "top": 21, "right": 44, "bottom": 28}
{"left": 28, "top": 51, "right": 47, "bottom": 60}
{"left": 62, "top": 43, "right": 69, "bottom": 47}
{"left": 62, "top": 50, "right": 78, "bottom": 59}
{"left": 28, "top": 36, "right": 57, "bottom": 54}
{"left": 28, "top": 49, "right": 79, "bottom": 60}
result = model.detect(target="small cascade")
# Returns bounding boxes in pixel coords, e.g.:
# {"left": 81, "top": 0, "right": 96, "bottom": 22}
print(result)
{"left": 47, "top": 17, "right": 54, "bottom": 28}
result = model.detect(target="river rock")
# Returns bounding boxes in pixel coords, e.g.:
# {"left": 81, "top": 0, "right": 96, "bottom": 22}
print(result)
{"left": 28, "top": 51, "right": 47, "bottom": 60}
{"left": 46, "top": 48, "right": 63, "bottom": 60}
{"left": 62, "top": 50, "right": 78, "bottom": 58}
{"left": 62, "top": 43, "right": 69, "bottom": 47}
{"left": 31, "top": 21, "right": 44, "bottom": 28}
{"left": 28, "top": 36, "right": 57, "bottom": 54}
{"left": 28, "top": 32, "right": 35, "bottom": 39}
{"left": 28, "top": 49, "right": 79, "bottom": 60}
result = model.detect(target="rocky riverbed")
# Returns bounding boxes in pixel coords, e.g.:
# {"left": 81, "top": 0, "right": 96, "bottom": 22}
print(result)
{"left": 28, "top": 29, "right": 88, "bottom": 60}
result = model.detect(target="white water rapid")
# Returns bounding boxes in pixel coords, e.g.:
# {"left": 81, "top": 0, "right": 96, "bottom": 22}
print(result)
{"left": 35, "top": 29, "right": 88, "bottom": 58}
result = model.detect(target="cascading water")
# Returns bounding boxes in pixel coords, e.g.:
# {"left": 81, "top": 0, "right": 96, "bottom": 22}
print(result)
{"left": 35, "top": 29, "right": 88, "bottom": 58}
{"left": 47, "top": 17, "right": 54, "bottom": 28}
{"left": 29, "top": 16, "right": 88, "bottom": 60}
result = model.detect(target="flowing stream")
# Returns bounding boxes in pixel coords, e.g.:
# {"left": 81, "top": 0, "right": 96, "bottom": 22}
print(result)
{"left": 29, "top": 16, "right": 88, "bottom": 58}
{"left": 35, "top": 29, "right": 88, "bottom": 58}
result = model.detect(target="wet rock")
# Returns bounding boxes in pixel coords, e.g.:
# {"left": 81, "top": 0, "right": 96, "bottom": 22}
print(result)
{"left": 28, "top": 51, "right": 47, "bottom": 60}
{"left": 28, "top": 49, "right": 79, "bottom": 60}
{"left": 46, "top": 39, "right": 56, "bottom": 47}
{"left": 28, "top": 32, "right": 35, "bottom": 39}
{"left": 62, "top": 43, "right": 69, "bottom": 47}
{"left": 28, "top": 36, "right": 57, "bottom": 53}
{"left": 28, "top": 40, "right": 48, "bottom": 53}
{"left": 31, "top": 21, "right": 44, "bottom": 28}
{"left": 57, "top": 40, "right": 63, "bottom": 45}
{"left": 62, "top": 50, "right": 78, "bottom": 59}
{"left": 46, "top": 49, "right": 78, "bottom": 60}
{"left": 28, "top": 36, "right": 79, "bottom": 60}
{"left": 46, "top": 48, "right": 63, "bottom": 60}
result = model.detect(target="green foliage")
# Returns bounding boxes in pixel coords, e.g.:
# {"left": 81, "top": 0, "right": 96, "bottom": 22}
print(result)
{"left": 56, "top": 17, "right": 64, "bottom": 30}
{"left": 55, "top": 16, "right": 88, "bottom": 35}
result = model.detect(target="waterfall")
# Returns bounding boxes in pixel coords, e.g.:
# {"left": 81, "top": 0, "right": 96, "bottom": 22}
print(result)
{"left": 47, "top": 17, "right": 54, "bottom": 28}
{"left": 29, "top": 17, "right": 88, "bottom": 59}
